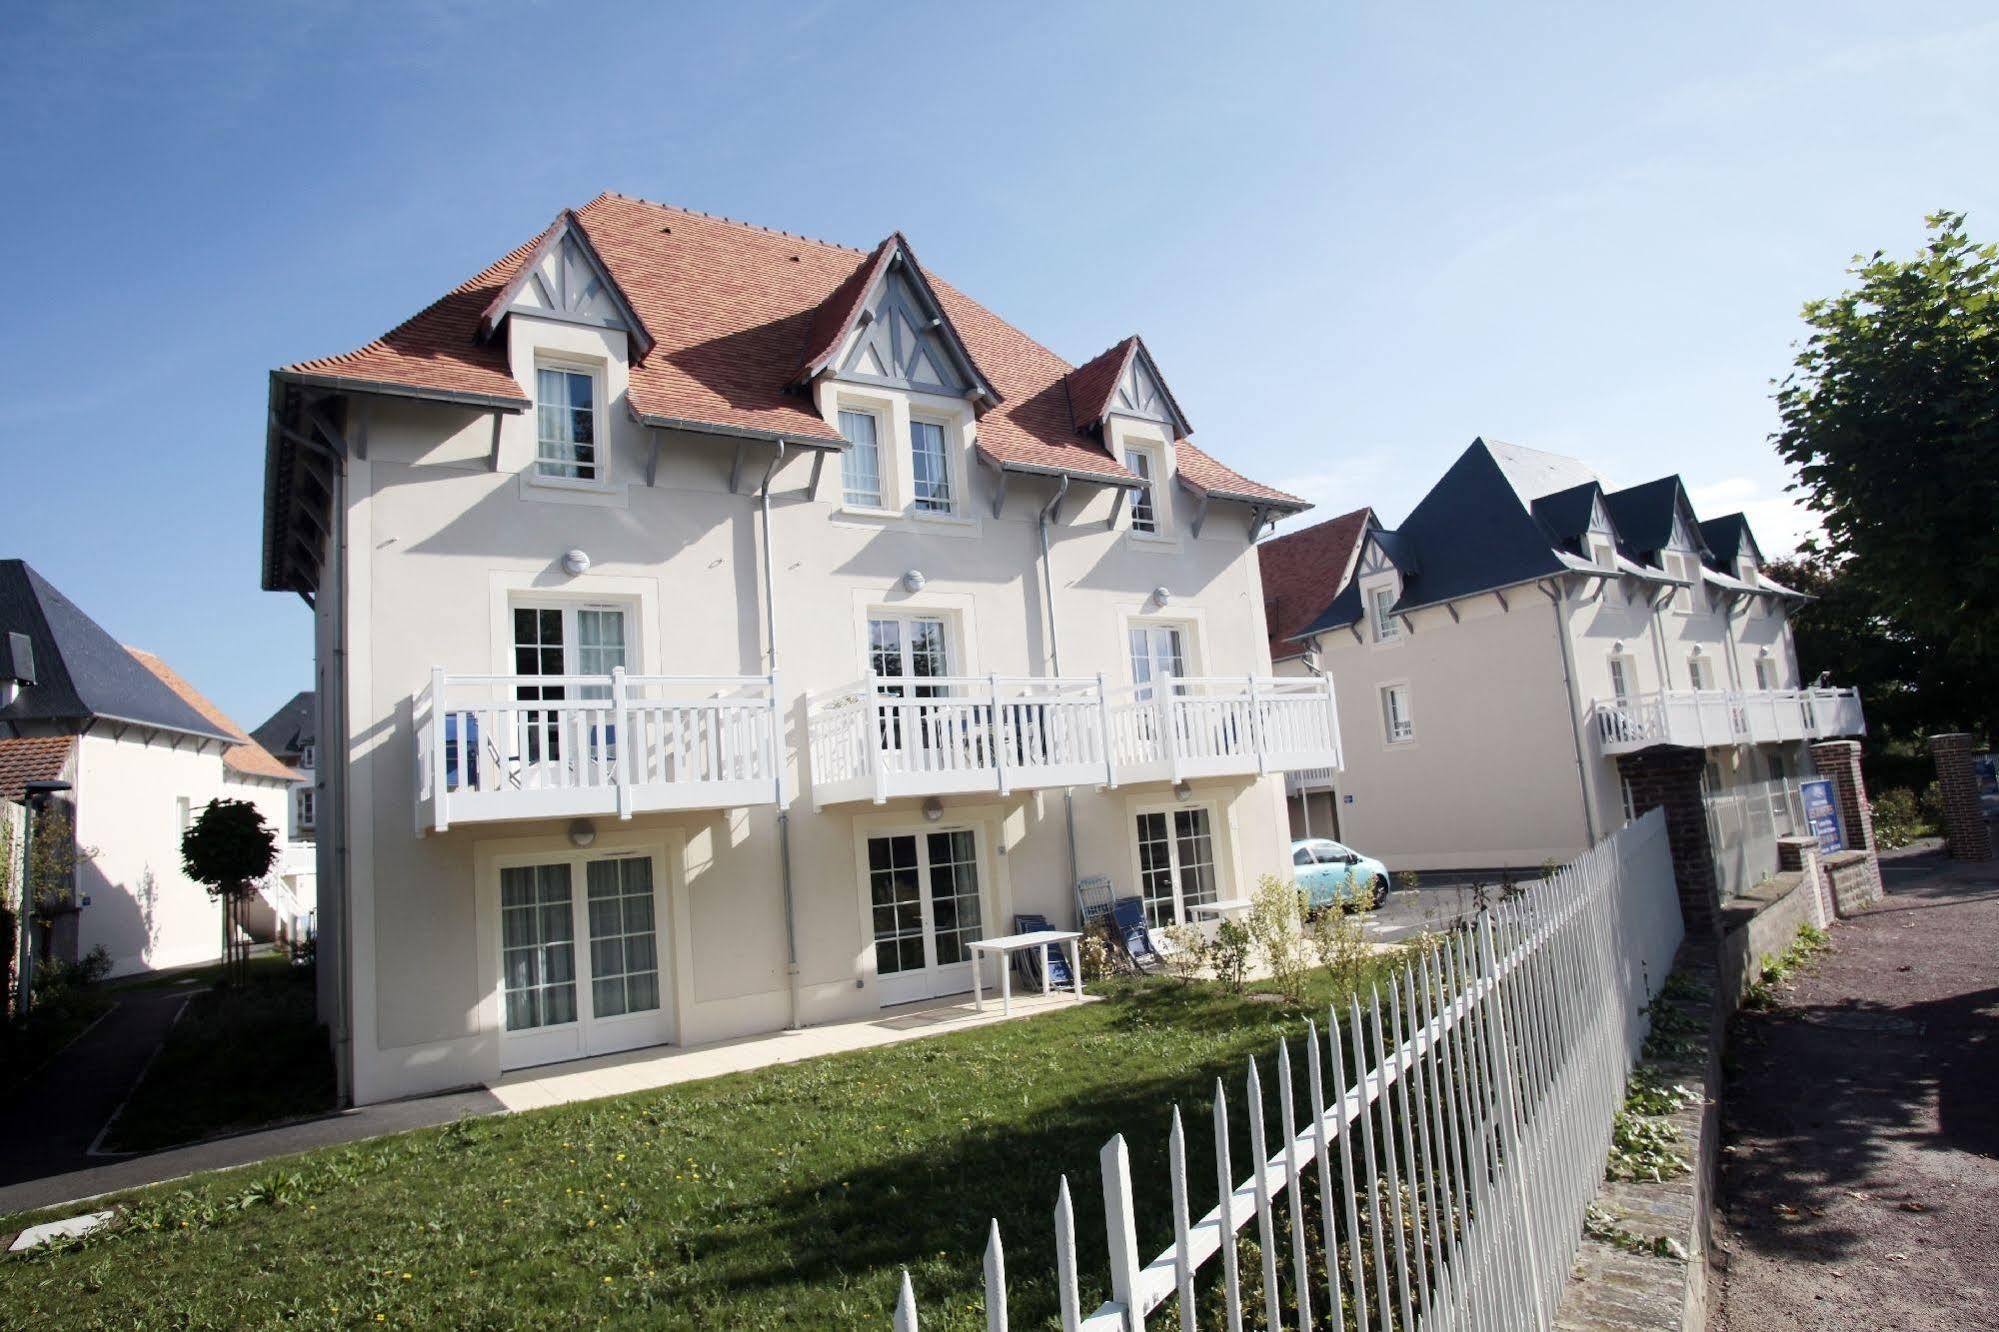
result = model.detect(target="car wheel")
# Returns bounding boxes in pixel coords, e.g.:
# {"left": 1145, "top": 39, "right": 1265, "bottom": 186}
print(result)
{"left": 1371, "top": 875, "right": 1389, "bottom": 909}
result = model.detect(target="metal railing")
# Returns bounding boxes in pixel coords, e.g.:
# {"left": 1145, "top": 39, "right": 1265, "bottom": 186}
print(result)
{"left": 892, "top": 809, "right": 1683, "bottom": 1329}
{"left": 413, "top": 669, "right": 783, "bottom": 831}
{"left": 1593, "top": 686, "right": 1864, "bottom": 755}
{"left": 807, "top": 674, "right": 1342, "bottom": 807}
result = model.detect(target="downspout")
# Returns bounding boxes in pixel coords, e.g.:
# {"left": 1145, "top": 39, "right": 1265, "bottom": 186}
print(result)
{"left": 1035, "top": 476, "right": 1081, "bottom": 893}
{"left": 758, "top": 442, "right": 803, "bottom": 1030}
{"left": 332, "top": 458, "right": 354, "bottom": 1103}
{"left": 1542, "top": 578, "right": 1600, "bottom": 846}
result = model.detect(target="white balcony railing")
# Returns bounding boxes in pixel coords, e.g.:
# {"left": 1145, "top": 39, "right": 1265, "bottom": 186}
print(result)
{"left": 414, "top": 669, "right": 783, "bottom": 832}
{"left": 806, "top": 674, "right": 1341, "bottom": 808}
{"left": 1592, "top": 686, "right": 1865, "bottom": 756}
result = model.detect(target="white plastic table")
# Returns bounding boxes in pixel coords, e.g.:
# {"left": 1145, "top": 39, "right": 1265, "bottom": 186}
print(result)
{"left": 968, "top": 929, "right": 1084, "bottom": 1016}
{"left": 1188, "top": 898, "right": 1253, "bottom": 922}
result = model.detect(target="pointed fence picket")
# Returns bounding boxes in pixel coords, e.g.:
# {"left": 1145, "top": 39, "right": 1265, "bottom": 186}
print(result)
{"left": 892, "top": 809, "right": 1680, "bottom": 1330}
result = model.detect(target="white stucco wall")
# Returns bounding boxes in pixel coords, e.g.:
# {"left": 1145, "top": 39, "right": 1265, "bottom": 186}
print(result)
{"left": 71, "top": 734, "right": 296, "bottom": 976}
{"left": 327, "top": 314, "right": 1296, "bottom": 1103}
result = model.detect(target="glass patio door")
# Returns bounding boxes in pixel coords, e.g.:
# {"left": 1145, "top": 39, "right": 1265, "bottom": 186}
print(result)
{"left": 869, "top": 614, "right": 949, "bottom": 758}
{"left": 868, "top": 829, "right": 986, "bottom": 1006}
{"left": 511, "top": 604, "right": 627, "bottom": 779}
{"left": 1133, "top": 807, "right": 1218, "bottom": 928}
{"left": 498, "top": 851, "right": 669, "bottom": 1070}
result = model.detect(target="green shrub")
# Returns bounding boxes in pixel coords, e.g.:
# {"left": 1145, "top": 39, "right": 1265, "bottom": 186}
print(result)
{"left": 1870, "top": 787, "right": 1930, "bottom": 848}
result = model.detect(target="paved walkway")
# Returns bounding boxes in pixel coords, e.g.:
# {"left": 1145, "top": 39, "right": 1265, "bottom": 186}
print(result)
{"left": 1715, "top": 848, "right": 1999, "bottom": 1331}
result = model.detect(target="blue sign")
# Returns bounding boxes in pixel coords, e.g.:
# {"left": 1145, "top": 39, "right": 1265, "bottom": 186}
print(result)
{"left": 1801, "top": 779, "right": 1843, "bottom": 854}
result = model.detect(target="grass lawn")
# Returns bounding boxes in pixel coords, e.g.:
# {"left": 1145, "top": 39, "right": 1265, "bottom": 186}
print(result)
{"left": 101, "top": 957, "right": 336, "bottom": 1153}
{"left": 0, "top": 955, "right": 1415, "bottom": 1330}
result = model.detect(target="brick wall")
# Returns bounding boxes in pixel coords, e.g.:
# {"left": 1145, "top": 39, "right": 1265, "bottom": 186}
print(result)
{"left": 1615, "top": 746, "right": 1718, "bottom": 938}
{"left": 1929, "top": 732, "right": 1994, "bottom": 862}
{"left": 1809, "top": 739, "right": 1882, "bottom": 904}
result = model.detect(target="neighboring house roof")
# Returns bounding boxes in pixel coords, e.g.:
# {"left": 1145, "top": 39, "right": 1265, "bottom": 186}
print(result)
{"left": 0, "top": 734, "right": 75, "bottom": 802}
{"left": 250, "top": 690, "right": 315, "bottom": 758}
{"left": 0, "top": 560, "right": 234, "bottom": 744}
{"left": 1257, "top": 508, "right": 1374, "bottom": 659}
{"left": 1296, "top": 438, "right": 1772, "bottom": 637}
{"left": 269, "top": 191, "right": 1298, "bottom": 519}
{"left": 125, "top": 650, "right": 302, "bottom": 784}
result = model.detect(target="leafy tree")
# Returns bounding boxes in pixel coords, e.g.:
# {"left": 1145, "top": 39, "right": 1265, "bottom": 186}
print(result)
{"left": 180, "top": 799, "right": 276, "bottom": 986}
{"left": 1773, "top": 211, "right": 1999, "bottom": 743}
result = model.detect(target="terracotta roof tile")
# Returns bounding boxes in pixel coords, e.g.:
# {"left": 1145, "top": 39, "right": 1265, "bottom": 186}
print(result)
{"left": 125, "top": 650, "right": 302, "bottom": 784}
{"left": 280, "top": 192, "right": 1290, "bottom": 494}
{"left": 1177, "top": 440, "right": 1307, "bottom": 508}
{"left": 0, "top": 735, "right": 74, "bottom": 803}
{"left": 1257, "top": 507, "right": 1374, "bottom": 659}
{"left": 1065, "top": 337, "right": 1138, "bottom": 431}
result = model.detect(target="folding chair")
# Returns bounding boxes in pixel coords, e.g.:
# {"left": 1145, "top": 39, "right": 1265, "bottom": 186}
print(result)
{"left": 1010, "top": 913, "right": 1074, "bottom": 990}
{"left": 1110, "top": 896, "right": 1166, "bottom": 974}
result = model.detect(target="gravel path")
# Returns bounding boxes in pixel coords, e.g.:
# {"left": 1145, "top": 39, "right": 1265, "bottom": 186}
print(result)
{"left": 1715, "top": 849, "right": 1999, "bottom": 1331}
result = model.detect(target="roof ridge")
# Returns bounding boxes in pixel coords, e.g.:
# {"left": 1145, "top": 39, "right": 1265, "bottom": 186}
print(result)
{"left": 589, "top": 191, "right": 869, "bottom": 256}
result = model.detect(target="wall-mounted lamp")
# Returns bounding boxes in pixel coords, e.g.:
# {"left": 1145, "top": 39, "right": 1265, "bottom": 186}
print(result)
{"left": 568, "top": 818, "right": 596, "bottom": 848}
{"left": 562, "top": 549, "right": 592, "bottom": 577}
{"left": 903, "top": 569, "right": 927, "bottom": 594}
{"left": 1151, "top": 586, "right": 1172, "bottom": 610}
{"left": 922, "top": 796, "right": 945, "bottom": 822}
{"left": 1172, "top": 780, "right": 1193, "bottom": 802}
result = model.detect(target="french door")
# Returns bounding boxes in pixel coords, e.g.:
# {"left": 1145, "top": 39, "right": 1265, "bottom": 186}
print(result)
{"left": 867, "top": 828, "right": 986, "bottom": 1005}
{"left": 497, "top": 849, "right": 670, "bottom": 1070}
{"left": 512, "top": 603, "right": 627, "bottom": 774}
{"left": 1129, "top": 624, "right": 1186, "bottom": 699}
{"left": 869, "top": 613, "right": 950, "bottom": 754}
{"left": 1134, "top": 806, "right": 1218, "bottom": 928}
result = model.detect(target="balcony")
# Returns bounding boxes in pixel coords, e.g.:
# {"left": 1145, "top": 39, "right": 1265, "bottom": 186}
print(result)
{"left": 806, "top": 674, "right": 1342, "bottom": 808}
{"left": 1592, "top": 687, "right": 1865, "bottom": 757}
{"left": 414, "top": 670, "right": 783, "bottom": 832}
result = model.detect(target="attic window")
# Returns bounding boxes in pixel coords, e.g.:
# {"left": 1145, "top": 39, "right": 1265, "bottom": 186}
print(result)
{"left": 535, "top": 362, "right": 601, "bottom": 483}
{"left": 1370, "top": 586, "right": 1400, "bottom": 643}
{"left": 1126, "top": 446, "right": 1161, "bottom": 535}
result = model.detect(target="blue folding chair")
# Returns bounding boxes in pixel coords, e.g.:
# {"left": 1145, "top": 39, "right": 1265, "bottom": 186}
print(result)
{"left": 1109, "top": 896, "right": 1165, "bottom": 974}
{"left": 444, "top": 713, "right": 480, "bottom": 791}
{"left": 1010, "top": 913, "right": 1074, "bottom": 990}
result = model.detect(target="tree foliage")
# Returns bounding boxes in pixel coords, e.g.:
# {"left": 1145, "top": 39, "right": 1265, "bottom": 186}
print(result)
{"left": 1773, "top": 210, "right": 1999, "bottom": 741}
{"left": 180, "top": 799, "right": 276, "bottom": 985}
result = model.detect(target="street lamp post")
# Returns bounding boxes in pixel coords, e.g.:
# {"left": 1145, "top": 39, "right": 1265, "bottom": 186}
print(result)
{"left": 13, "top": 779, "right": 72, "bottom": 1021}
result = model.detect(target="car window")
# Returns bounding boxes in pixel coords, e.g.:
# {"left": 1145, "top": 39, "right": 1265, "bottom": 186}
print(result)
{"left": 1292, "top": 847, "right": 1315, "bottom": 868}
{"left": 1312, "top": 842, "right": 1344, "bottom": 864}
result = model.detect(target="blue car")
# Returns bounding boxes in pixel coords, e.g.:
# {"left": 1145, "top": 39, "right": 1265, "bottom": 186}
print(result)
{"left": 1291, "top": 838, "right": 1391, "bottom": 912}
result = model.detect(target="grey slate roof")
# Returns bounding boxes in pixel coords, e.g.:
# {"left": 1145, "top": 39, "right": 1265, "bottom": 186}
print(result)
{"left": 0, "top": 560, "right": 233, "bottom": 743}
{"left": 1292, "top": 439, "right": 1775, "bottom": 639}
{"left": 250, "top": 690, "right": 316, "bottom": 757}
{"left": 1698, "top": 513, "right": 1760, "bottom": 570}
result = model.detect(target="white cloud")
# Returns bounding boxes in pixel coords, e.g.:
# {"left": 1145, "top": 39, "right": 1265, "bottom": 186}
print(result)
{"left": 1686, "top": 476, "right": 1820, "bottom": 558}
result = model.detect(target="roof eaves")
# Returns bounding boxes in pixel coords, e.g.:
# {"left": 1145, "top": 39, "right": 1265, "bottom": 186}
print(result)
{"left": 628, "top": 406, "right": 844, "bottom": 450}
{"left": 274, "top": 369, "right": 529, "bottom": 412}
{"left": 1176, "top": 473, "right": 1310, "bottom": 512}
{"left": 479, "top": 210, "right": 657, "bottom": 358}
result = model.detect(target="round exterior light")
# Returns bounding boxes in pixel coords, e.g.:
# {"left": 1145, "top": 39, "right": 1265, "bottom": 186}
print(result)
{"left": 1152, "top": 586, "right": 1171, "bottom": 608}
{"left": 568, "top": 818, "right": 596, "bottom": 848}
{"left": 1173, "top": 780, "right": 1193, "bottom": 803}
{"left": 903, "top": 570, "right": 927, "bottom": 593}
{"left": 563, "top": 549, "right": 592, "bottom": 577}
{"left": 922, "top": 796, "right": 945, "bottom": 822}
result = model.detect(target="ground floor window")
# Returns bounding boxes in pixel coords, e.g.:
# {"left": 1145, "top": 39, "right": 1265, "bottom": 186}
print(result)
{"left": 1135, "top": 806, "right": 1218, "bottom": 928}
{"left": 586, "top": 857, "right": 660, "bottom": 1018}
{"left": 501, "top": 863, "right": 578, "bottom": 1032}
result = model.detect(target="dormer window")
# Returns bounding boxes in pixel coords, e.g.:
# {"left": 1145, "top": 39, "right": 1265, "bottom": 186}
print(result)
{"left": 839, "top": 409, "right": 884, "bottom": 508}
{"left": 909, "top": 419, "right": 954, "bottom": 514}
{"left": 1126, "top": 447, "right": 1160, "bottom": 535}
{"left": 535, "top": 361, "right": 601, "bottom": 483}
{"left": 1370, "top": 586, "right": 1401, "bottom": 643}
{"left": 299, "top": 744, "right": 315, "bottom": 771}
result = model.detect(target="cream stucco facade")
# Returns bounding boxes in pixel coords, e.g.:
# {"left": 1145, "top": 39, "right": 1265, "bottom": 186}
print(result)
{"left": 302, "top": 311, "right": 1306, "bottom": 1105}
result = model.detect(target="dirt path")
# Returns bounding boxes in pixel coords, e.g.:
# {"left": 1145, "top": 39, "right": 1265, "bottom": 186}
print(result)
{"left": 1715, "top": 849, "right": 1999, "bottom": 1331}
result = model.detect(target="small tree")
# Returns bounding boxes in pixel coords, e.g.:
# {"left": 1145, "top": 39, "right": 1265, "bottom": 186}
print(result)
{"left": 1244, "top": 874, "right": 1313, "bottom": 1002}
{"left": 181, "top": 799, "right": 276, "bottom": 986}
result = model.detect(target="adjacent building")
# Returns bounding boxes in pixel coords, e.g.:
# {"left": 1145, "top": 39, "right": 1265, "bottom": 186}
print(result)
{"left": 259, "top": 194, "right": 1341, "bottom": 1104}
{"left": 1260, "top": 439, "right": 1864, "bottom": 872}
{"left": 250, "top": 690, "right": 319, "bottom": 937}
{"left": 0, "top": 560, "right": 304, "bottom": 975}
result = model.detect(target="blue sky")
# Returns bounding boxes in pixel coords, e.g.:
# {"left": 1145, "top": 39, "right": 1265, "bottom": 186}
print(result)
{"left": 2, "top": 2, "right": 1993, "bottom": 727}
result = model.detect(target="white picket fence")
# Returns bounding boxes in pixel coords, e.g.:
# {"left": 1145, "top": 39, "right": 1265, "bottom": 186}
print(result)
{"left": 892, "top": 809, "right": 1682, "bottom": 1330}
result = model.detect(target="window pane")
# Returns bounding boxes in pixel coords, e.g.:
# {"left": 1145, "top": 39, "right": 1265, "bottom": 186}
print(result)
{"left": 839, "top": 410, "right": 882, "bottom": 508}
{"left": 1174, "top": 808, "right": 1217, "bottom": 912}
{"left": 927, "top": 829, "right": 981, "bottom": 966}
{"left": 868, "top": 836, "right": 923, "bottom": 975}
{"left": 500, "top": 863, "right": 576, "bottom": 1031}
{"left": 1127, "top": 450, "right": 1157, "bottom": 533}
{"left": 583, "top": 856, "right": 660, "bottom": 1018}
{"left": 910, "top": 420, "right": 953, "bottom": 512}
{"left": 535, "top": 367, "right": 598, "bottom": 481}
{"left": 1135, "top": 811, "right": 1176, "bottom": 927}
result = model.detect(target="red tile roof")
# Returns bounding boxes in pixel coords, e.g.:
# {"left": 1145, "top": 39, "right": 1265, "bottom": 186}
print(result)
{"left": 0, "top": 735, "right": 73, "bottom": 803}
{"left": 125, "top": 650, "right": 302, "bottom": 784}
{"left": 1065, "top": 337, "right": 1138, "bottom": 431}
{"left": 280, "top": 193, "right": 1296, "bottom": 496}
{"left": 1257, "top": 507, "right": 1374, "bottom": 659}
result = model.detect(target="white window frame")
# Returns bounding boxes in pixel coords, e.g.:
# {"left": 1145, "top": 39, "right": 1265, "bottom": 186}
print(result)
{"left": 1754, "top": 654, "right": 1778, "bottom": 691}
{"left": 1687, "top": 650, "right": 1712, "bottom": 692}
{"left": 1369, "top": 585, "right": 1402, "bottom": 644}
{"left": 297, "top": 744, "right": 315, "bottom": 771}
{"left": 1128, "top": 799, "right": 1227, "bottom": 929}
{"left": 907, "top": 413, "right": 958, "bottom": 518}
{"left": 294, "top": 785, "right": 316, "bottom": 834}
{"left": 1123, "top": 443, "right": 1169, "bottom": 540}
{"left": 530, "top": 356, "right": 610, "bottom": 491}
{"left": 1608, "top": 654, "right": 1637, "bottom": 704}
{"left": 1381, "top": 682, "right": 1415, "bottom": 746}
{"left": 837, "top": 407, "right": 886, "bottom": 510}
{"left": 1126, "top": 618, "right": 1195, "bottom": 694}
{"left": 508, "top": 597, "right": 640, "bottom": 687}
